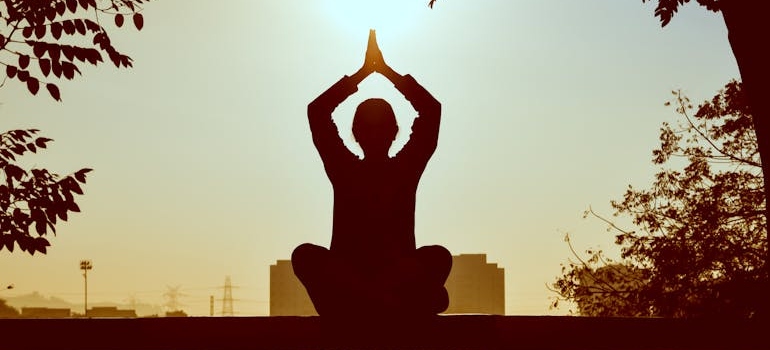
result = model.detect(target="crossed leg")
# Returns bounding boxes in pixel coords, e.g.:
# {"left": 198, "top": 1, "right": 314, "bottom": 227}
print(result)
{"left": 291, "top": 243, "right": 452, "bottom": 317}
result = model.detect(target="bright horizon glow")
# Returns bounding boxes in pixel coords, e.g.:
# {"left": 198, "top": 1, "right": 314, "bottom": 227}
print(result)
{"left": 321, "top": 0, "right": 425, "bottom": 38}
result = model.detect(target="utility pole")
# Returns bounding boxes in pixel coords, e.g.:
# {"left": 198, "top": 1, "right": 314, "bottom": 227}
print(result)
{"left": 79, "top": 260, "right": 92, "bottom": 317}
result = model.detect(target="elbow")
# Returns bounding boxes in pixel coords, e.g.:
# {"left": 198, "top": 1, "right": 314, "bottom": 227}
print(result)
{"left": 307, "top": 101, "right": 325, "bottom": 122}
{"left": 308, "top": 101, "right": 319, "bottom": 117}
{"left": 425, "top": 99, "right": 441, "bottom": 118}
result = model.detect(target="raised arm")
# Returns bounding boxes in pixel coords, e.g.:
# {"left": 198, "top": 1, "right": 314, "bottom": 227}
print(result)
{"left": 307, "top": 37, "right": 377, "bottom": 181}
{"left": 368, "top": 31, "right": 441, "bottom": 166}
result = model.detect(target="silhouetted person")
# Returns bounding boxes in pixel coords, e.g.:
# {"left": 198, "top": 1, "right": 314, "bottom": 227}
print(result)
{"left": 292, "top": 30, "right": 452, "bottom": 319}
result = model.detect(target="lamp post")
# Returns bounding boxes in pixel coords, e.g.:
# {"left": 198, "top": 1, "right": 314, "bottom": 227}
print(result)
{"left": 79, "top": 260, "right": 92, "bottom": 317}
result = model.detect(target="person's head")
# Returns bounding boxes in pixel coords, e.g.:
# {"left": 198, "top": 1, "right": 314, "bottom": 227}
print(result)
{"left": 353, "top": 98, "right": 398, "bottom": 157}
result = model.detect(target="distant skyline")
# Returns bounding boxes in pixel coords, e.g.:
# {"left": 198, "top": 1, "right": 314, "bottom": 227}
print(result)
{"left": 3, "top": 291, "right": 163, "bottom": 317}
{"left": 1, "top": 1, "right": 738, "bottom": 316}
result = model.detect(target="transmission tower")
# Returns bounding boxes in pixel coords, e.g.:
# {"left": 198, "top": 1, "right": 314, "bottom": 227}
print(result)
{"left": 221, "top": 276, "right": 234, "bottom": 316}
{"left": 164, "top": 285, "right": 185, "bottom": 312}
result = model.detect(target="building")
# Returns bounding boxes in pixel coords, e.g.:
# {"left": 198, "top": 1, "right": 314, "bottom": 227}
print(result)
{"left": 269, "top": 253, "right": 504, "bottom": 316}
{"left": 21, "top": 307, "right": 71, "bottom": 318}
{"left": 444, "top": 254, "right": 505, "bottom": 315}
{"left": 87, "top": 306, "right": 137, "bottom": 318}
{"left": 270, "top": 260, "right": 318, "bottom": 316}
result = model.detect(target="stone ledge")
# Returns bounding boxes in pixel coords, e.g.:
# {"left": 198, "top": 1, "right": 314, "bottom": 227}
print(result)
{"left": 0, "top": 315, "right": 764, "bottom": 350}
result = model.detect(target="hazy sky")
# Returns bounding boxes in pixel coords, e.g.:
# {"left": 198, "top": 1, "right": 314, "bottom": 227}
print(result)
{"left": 2, "top": 0, "right": 738, "bottom": 316}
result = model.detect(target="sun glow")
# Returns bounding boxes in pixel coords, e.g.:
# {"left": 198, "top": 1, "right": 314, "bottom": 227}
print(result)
{"left": 321, "top": 0, "right": 426, "bottom": 37}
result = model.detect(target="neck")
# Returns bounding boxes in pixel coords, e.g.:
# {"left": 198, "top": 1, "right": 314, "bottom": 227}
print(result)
{"left": 363, "top": 149, "right": 390, "bottom": 161}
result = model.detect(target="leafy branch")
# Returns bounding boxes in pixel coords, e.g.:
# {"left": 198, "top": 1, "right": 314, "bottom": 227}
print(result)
{"left": 0, "top": 129, "right": 91, "bottom": 255}
{"left": 1, "top": 0, "right": 150, "bottom": 101}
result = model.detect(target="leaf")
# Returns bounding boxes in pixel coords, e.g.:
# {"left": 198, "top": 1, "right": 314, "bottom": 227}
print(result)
{"left": 47, "top": 84, "right": 61, "bottom": 102}
{"left": 51, "top": 22, "right": 63, "bottom": 39}
{"left": 67, "top": 178, "right": 83, "bottom": 195}
{"left": 33, "top": 42, "right": 46, "bottom": 58}
{"left": 78, "top": 0, "right": 89, "bottom": 10}
{"left": 48, "top": 44, "right": 61, "bottom": 63}
{"left": 56, "top": 1, "right": 66, "bottom": 15}
{"left": 115, "top": 13, "right": 124, "bottom": 27}
{"left": 63, "top": 20, "right": 75, "bottom": 35}
{"left": 0, "top": 35, "right": 4, "bottom": 47}
{"left": 66, "top": 0, "right": 77, "bottom": 13}
{"left": 62, "top": 45, "right": 75, "bottom": 61}
{"left": 22, "top": 27, "right": 33, "bottom": 38}
{"left": 85, "top": 49, "right": 102, "bottom": 65}
{"left": 120, "top": 56, "right": 133, "bottom": 68}
{"left": 68, "top": 202, "right": 80, "bottom": 212}
{"left": 84, "top": 19, "right": 100, "bottom": 32}
{"left": 51, "top": 61, "right": 62, "bottom": 78}
{"left": 6, "top": 65, "right": 17, "bottom": 79}
{"left": 19, "top": 55, "right": 30, "bottom": 69}
{"left": 35, "top": 237, "right": 49, "bottom": 254}
{"left": 46, "top": 207, "right": 57, "bottom": 226}
{"left": 92, "top": 32, "right": 103, "bottom": 45}
{"left": 45, "top": 6, "right": 57, "bottom": 22}
{"left": 27, "top": 77, "right": 40, "bottom": 95}
{"left": 39, "top": 59, "right": 51, "bottom": 77}
{"left": 57, "top": 206, "right": 69, "bottom": 221}
{"left": 4, "top": 164, "right": 24, "bottom": 181}
{"left": 1, "top": 149, "right": 16, "bottom": 161}
{"left": 17, "top": 70, "right": 29, "bottom": 82}
{"left": 34, "top": 25, "right": 46, "bottom": 39}
{"left": 75, "top": 19, "right": 86, "bottom": 35}
{"left": 35, "top": 137, "right": 53, "bottom": 148}
{"left": 32, "top": 209, "right": 46, "bottom": 235}
{"left": 74, "top": 168, "right": 92, "bottom": 183}
{"left": 62, "top": 62, "right": 75, "bottom": 80}
{"left": 73, "top": 47, "right": 87, "bottom": 62}
{"left": 133, "top": 13, "right": 144, "bottom": 30}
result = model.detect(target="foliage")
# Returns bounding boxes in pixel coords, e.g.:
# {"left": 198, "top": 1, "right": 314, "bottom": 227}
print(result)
{"left": 640, "top": 0, "right": 719, "bottom": 27}
{"left": 0, "top": 298, "right": 20, "bottom": 317}
{"left": 552, "top": 233, "right": 652, "bottom": 317}
{"left": 428, "top": 0, "right": 721, "bottom": 24}
{"left": 0, "top": 1, "right": 150, "bottom": 255}
{"left": 552, "top": 80, "right": 767, "bottom": 318}
{"left": 1, "top": 0, "right": 149, "bottom": 101}
{"left": 1, "top": 129, "right": 91, "bottom": 255}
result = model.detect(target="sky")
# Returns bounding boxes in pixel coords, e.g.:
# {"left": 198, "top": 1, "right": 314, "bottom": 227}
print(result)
{"left": 1, "top": 0, "right": 739, "bottom": 316}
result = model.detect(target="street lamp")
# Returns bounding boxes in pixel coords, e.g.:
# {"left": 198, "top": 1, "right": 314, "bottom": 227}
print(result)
{"left": 79, "top": 260, "right": 92, "bottom": 317}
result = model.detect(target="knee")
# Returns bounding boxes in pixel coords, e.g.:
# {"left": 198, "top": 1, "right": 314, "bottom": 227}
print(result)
{"left": 292, "top": 243, "right": 328, "bottom": 260}
{"left": 417, "top": 245, "right": 452, "bottom": 270}
{"left": 292, "top": 243, "right": 327, "bottom": 278}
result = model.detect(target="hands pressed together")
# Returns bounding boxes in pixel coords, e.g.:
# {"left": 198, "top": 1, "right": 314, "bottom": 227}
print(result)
{"left": 351, "top": 29, "right": 400, "bottom": 84}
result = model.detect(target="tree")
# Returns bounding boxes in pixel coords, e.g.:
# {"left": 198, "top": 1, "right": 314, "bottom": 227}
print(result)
{"left": 638, "top": 1, "right": 770, "bottom": 303}
{"left": 0, "top": 298, "right": 19, "bottom": 317}
{"left": 552, "top": 235, "right": 652, "bottom": 317}
{"left": 552, "top": 80, "right": 767, "bottom": 318}
{"left": 1, "top": 0, "right": 150, "bottom": 254}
